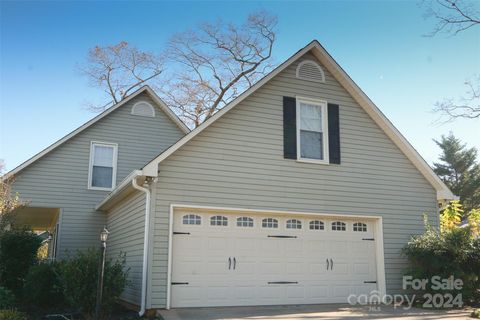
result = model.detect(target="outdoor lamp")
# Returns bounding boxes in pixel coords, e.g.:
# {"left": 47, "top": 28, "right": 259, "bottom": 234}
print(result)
{"left": 100, "top": 227, "right": 109, "bottom": 243}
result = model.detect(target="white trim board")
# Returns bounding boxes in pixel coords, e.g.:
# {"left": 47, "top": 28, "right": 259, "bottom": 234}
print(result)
{"left": 4, "top": 86, "right": 189, "bottom": 179}
{"left": 166, "top": 203, "right": 387, "bottom": 309}
{"left": 139, "top": 40, "right": 453, "bottom": 200}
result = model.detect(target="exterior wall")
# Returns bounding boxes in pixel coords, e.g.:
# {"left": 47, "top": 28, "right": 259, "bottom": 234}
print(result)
{"left": 150, "top": 53, "right": 439, "bottom": 307}
{"left": 106, "top": 190, "right": 145, "bottom": 305}
{"left": 11, "top": 92, "right": 185, "bottom": 256}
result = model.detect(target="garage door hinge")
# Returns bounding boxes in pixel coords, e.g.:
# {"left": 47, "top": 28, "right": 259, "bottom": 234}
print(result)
{"left": 268, "top": 235, "right": 298, "bottom": 239}
{"left": 364, "top": 281, "right": 377, "bottom": 284}
{"left": 362, "top": 238, "right": 375, "bottom": 241}
{"left": 171, "top": 282, "right": 189, "bottom": 285}
{"left": 173, "top": 232, "right": 191, "bottom": 235}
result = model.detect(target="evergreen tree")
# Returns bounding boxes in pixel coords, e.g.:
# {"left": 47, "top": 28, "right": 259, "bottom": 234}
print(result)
{"left": 433, "top": 133, "right": 480, "bottom": 214}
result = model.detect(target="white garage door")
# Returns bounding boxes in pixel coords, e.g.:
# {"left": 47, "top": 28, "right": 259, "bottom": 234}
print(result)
{"left": 171, "top": 211, "right": 378, "bottom": 308}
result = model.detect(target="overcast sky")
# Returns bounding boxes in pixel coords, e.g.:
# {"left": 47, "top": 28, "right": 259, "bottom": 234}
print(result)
{"left": 1, "top": 1, "right": 479, "bottom": 171}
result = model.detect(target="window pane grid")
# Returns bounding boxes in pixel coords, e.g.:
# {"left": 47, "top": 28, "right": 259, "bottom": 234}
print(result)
{"left": 332, "top": 221, "right": 346, "bottom": 231}
{"left": 237, "top": 217, "right": 254, "bottom": 227}
{"left": 309, "top": 220, "right": 324, "bottom": 230}
{"left": 182, "top": 214, "right": 201, "bottom": 225}
{"left": 286, "top": 219, "right": 302, "bottom": 229}
{"left": 299, "top": 101, "right": 325, "bottom": 160}
{"left": 262, "top": 218, "right": 278, "bottom": 228}
{"left": 353, "top": 222, "right": 367, "bottom": 232}
{"left": 211, "top": 215, "right": 228, "bottom": 226}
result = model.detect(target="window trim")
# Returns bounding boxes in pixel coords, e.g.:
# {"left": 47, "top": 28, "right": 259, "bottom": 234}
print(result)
{"left": 87, "top": 141, "right": 118, "bottom": 191}
{"left": 296, "top": 96, "right": 329, "bottom": 164}
{"left": 182, "top": 214, "right": 202, "bottom": 225}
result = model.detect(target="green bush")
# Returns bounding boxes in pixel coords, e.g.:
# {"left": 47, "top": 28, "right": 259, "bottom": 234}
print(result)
{"left": 0, "top": 287, "right": 15, "bottom": 309}
{"left": 23, "top": 262, "right": 64, "bottom": 308}
{"left": 58, "top": 248, "right": 129, "bottom": 318}
{"left": 403, "top": 226, "right": 480, "bottom": 305}
{"left": 0, "top": 229, "right": 42, "bottom": 295}
{"left": 0, "top": 310, "right": 27, "bottom": 320}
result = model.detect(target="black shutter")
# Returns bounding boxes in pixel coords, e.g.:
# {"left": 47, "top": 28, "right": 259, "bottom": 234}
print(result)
{"left": 328, "top": 103, "right": 341, "bottom": 164}
{"left": 283, "top": 96, "right": 297, "bottom": 159}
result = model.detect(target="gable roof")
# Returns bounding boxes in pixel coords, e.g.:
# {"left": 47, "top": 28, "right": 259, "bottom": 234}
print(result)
{"left": 135, "top": 40, "right": 453, "bottom": 200}
{"left": 4, "top": 86, "right": 189, "bottom": 179}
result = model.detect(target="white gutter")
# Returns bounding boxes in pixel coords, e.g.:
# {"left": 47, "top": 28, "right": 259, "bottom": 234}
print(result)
{"left": 132, "top": 175, "right": 151, "bottom": 317}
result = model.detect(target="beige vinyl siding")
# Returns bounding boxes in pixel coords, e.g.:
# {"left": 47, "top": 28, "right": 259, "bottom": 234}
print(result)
{"left": 106, "top": 191, "right": 145, "bottom": 305}
{"left": 12, "top": 92, "right": 185, "bottom": 255}
{"left": 150, "top": 53, "right": 438, "bottom": 307}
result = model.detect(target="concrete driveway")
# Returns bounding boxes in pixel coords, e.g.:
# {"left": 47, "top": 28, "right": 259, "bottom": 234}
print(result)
{"left": 157, "top": 304, "right": 472, "bottom": 320}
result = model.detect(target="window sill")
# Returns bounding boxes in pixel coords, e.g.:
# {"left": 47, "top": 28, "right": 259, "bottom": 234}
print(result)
{"left": 296, "top": 158, "right": 330, "bottom": 165}
{"left": 88, "top": 186, "right": 115, "bottom": 192}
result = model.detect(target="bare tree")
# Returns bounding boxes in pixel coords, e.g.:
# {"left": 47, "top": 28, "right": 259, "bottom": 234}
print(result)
{"left": 423, "top": 0, "right": 480, "bottom": 35}
{"left": 422, "top": 0, "right": 480, "bottom": 121}
{"left": 161, "top": 11, "right": 277, "bottom": 127}
{"left": 434, "top": 76, "right": 480, "bottom": 121}
{"left": 80, "top": 41, "right": 164, "bottom": 111}
{"left": 0, "top": 161, "right": 25, "bottom": 231}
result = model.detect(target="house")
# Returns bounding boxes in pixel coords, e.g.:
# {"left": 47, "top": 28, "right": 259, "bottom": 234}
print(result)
{"left": 7, "top": 40, "right": 455, "bottom": 314}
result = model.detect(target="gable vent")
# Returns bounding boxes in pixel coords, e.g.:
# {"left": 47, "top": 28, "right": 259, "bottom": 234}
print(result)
{"left": 131, "top": 101, "right": 155, "bottom": 117}
{"left": 296, "top": 60, "right": 325, "bottom": 83}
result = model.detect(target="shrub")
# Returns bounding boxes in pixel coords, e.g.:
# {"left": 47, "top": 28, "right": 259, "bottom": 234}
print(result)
{"left": 403, "top": 226, "right": 480, "bottom": 305}
{"left": 0, "top": 310, "right": 27, "bottom": 320}
{"left": 0, "top": 287, "right": 15, "bottom": 309}
{"left": 23, "top": 262, "right": 64, "bottom": 308}
{"left": 58, "top": 248, "right": 129, "bottom": 318}
{"left": 0, "top": 229, "right": 42, "bottom": 295}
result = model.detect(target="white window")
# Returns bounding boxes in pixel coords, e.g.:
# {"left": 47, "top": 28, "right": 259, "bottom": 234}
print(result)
{"left": 262, "top": 218, "right": 278, "bottom": 228}
{"left": 353, "top": 222, "right": 367, "bottom": 232}
{"left": 88, "top": 142, "right": 118, "bottom": 190}
{"left": 332, "top": 221, "right": 346, "bottom": 231}
{"left": 237, "top": 217, "right": 254, "bottom": 227}
{"left": 297, "top": 98, "right": 329, "bottom": 162}
{"left": 286, "top": 219, "right": 302, "bottom": 229}
{"left": 211, "top": 215, "right": 228, "bottom": 226}
{"left": 309, "top": 220, "right": 324, "bottom": 230}
{"left": 183, "top": 214, "right": 201, "bottom": 225}
{"left": 131, "top": 101, "right": 155, "bottom": 117}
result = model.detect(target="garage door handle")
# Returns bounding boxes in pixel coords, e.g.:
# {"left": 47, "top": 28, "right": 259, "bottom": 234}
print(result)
{"left": 228, "top": 257, "right": 232, "bottom": 270}
{"left": 326, "top": 259, "right": 329, "bottom": 270}
{"left": 233, "top": 257, "right": 236, "bottom": 270}
{"left": 330, "top": 258, "right": 333, "bottom": 270}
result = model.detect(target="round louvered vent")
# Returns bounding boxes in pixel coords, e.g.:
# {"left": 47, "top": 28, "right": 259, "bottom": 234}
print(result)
{"left": 296, "top": 60, "right": 325, "bottom": 83}
{"left": 131, "top": 101, "right": 155, "bottom": 117}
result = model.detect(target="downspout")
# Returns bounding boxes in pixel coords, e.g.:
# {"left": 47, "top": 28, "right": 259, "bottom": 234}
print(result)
{"left": 132, "top": 176, "right": 151, "bottom": 317}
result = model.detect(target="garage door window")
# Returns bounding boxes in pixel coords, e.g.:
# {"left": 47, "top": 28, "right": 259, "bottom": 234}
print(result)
{"left": 262, "top": 218, "right": 278, "bottom": 228}
{"left": 332, "top": 221, "right": 346, "bottom": 231}
{"left": 353, "top": 222, "right": 367, "bottom": 232}
{"left": 309, "top": 220, "right": 324, "bottom": 230}
{"left": 211, "top": 215, "right": 228, "bottom": 226}
{"left": 237, "top": 217, "right": 254, "bottom": 227}
{"left": 286, "top": 219, "right": 302, "bottom": 229}
{"left": 183, "top": 214, "right": 201, "bottom": 225}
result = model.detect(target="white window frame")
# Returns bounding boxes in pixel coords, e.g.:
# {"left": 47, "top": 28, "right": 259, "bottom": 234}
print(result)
{"left": 296, "top": 96, "right": 329, "bottom": 164}
{"left": 87, "top": 141, "right": 118, "bottom": 191}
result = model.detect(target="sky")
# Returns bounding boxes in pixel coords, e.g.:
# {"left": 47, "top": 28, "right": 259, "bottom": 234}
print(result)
{"left": 1, "top": 0, "right": 479, "bottom": 171}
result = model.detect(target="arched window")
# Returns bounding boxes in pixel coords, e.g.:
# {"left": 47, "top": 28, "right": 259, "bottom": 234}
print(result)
{"left": 353, "top": 222, "right": 367, "bottom": 232}
{"left": 237, "top": 217, "right": 254, "bottom": 227}
{"left": 296, "top": 60, "right": 325, "bottom": 83}
{"left": 286, "top": 219, "right": 302, "bottom": 229}
{"left": 332, "top": 221, "right": 346, "bottom": 231}
{"left": 309, "top": 220, "right": 324, "bottom": 230}
{"left": 182, "top": 214, "right": 201, "bottom": 225}
{"left": 262, "top": 218, "right": 278, "bottom": 228}
{"left": 131, "top": 101, "right": 155, "bottom": 117}
{"left": 210, "top": 215, "right": 228, "bottom": 226}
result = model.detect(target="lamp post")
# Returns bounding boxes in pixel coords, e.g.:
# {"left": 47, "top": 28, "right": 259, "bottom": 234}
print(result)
{"left": 95, "top": 227, "right": 109, "bottom": 320}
